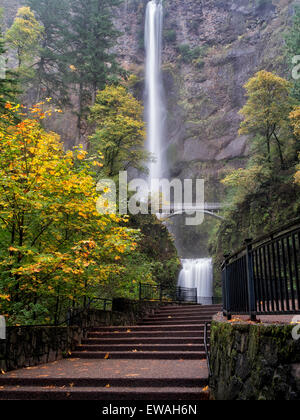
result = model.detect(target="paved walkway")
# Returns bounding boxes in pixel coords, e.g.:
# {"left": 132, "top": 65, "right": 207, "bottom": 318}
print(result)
{"left": 0, "top": 304, "right": 221, "bottom": 400}
{"left": 214, "top": 313, "right": 298, "bottom": 324}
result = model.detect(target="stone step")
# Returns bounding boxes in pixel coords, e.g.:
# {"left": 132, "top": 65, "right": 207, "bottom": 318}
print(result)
{"left": 70, "top": 351, "right": 207, "bottom": 360}
{"left": 159, "top": 305, "right": 221, "bottom": 311}
{"left": 89, "top": 324, "right": 207, "bottom": 332}
{"left": 0, "top": 377, "right": 208, "bottom": 388}
{"left": 157, "top": 305, "right": 220, "bottom": 311}
{"left": 139, "top": 320, "right": 211, "bottom": 325}
{"left": 0, "top": 386, "right": 210, "bottom": 401}
{"left": 75, "top": 344, "right": 206, "bottom": 352}
{"left": 82, "top": 337, "right": 206, "bottom": 345}
{"left": 145, "top": 315, "right": 214, "bottom": 321}
{"left": 87, "top": 330, "right": 208, "bottom": 338}
{"left": 154, "top": 311, "right": 216, "bottom": 317}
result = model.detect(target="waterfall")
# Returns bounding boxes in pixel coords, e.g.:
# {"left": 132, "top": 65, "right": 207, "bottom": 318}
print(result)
{"left": 145, "top": 0, "right": 164, "bottom": 182}
{"left": 178, "top": 259, "right": 214, "bottom": 305}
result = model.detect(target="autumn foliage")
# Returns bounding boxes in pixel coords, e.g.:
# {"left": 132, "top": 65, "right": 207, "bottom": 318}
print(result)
{"left": 290, "top": 106, "right": 300, "bottom": 185}
{"left": 0, "top": 104, "right": 139, "bottom": 325}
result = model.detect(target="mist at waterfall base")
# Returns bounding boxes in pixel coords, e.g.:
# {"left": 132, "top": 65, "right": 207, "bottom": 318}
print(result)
{"left": 178, "top": 259, "right": 214, "bottom": 305}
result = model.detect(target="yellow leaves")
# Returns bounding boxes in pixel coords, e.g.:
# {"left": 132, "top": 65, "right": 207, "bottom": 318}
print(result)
{"left": 69, "top": 65, "right": 77, "bottom": 72}
{"left": 239, "top": 70, "right": 293, "bottom": 139}
{"left": 290, "top": 106, "right": 300, "bottom": 138}
{"left": 92, "top": 161, "right": 103, "bottom": 167}
{"left": 104, "top": 353, "right": 110, "bottom": 359}
{"left": 8, "top": 246, "right": 18, "bottom": 252}
{"left": 77, "top": 151, "right": 87, "bottom": 160}
{"left": 295, "top": 167, "right": 300, "bottom": 186}
{"left": 78, "top": 211, "right": 88, "bottom": 219}
{"left": 0, "top": 103, "right": 143, "bottom": 324}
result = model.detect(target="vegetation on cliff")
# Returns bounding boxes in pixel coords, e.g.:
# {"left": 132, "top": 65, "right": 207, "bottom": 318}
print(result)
{"left": 210, "top": 69, "right": 300, "bottom": 281}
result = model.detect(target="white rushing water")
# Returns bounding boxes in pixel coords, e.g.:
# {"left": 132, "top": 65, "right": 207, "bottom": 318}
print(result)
{"left": 178, "top": 259, "right": 214, "bottom": 305}
{"left": 145, "top": 0, "right": 164, "bottom": 182}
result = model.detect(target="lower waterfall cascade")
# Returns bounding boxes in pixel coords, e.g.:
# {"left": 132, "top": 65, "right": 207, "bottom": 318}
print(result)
{"left": 178, "top": 259, "right": 213, "bottom": 305}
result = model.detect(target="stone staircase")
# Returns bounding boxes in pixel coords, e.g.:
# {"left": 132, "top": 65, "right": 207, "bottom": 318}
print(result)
{"left": 0, "top": 304, "right": 221, "bottom": 400}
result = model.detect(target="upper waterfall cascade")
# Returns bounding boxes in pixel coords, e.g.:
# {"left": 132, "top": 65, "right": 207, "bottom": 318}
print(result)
{"left": 145, "top": 0, "right": 164, "bottom": 182}
{"left": 178, "top": 259, "right": 214, "bottom": 305}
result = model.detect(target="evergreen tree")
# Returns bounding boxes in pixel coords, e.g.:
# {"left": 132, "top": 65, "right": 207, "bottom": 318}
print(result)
{"left": 66, "top": 0, "right": 123, "bottom": 142}
{"left": 28, "top": 0, "right": 123, "bottom": 142}
{"left": 27, "top": 0, "right": 71, "bottom": 105}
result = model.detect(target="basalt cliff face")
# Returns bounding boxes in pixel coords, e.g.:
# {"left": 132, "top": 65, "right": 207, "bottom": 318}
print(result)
{"left": 116, "top": 0, "right": 294, "bottom": 179}
{"left": 1, "top": 0, "right": 299, "bottom": 256}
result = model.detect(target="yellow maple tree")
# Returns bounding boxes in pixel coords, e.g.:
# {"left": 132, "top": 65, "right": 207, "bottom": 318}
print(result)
{"left": 0, "top": 105, "right": 139, "bottom": 325}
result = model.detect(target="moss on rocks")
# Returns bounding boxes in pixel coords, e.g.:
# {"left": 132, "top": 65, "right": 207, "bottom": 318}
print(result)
{"left": 210, "top": 320, "right": 300, "bottom": 400}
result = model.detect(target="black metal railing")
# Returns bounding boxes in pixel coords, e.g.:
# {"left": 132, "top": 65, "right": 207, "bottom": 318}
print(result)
{"left": 63, "top": 297, "right": 113, "bottom": 326}
{"left": 139, "top": 283, "right": 197, "bottom": 304}
{"left": 222, "top": 218, "right": 300, "bottom": 320}
{"left": 204, "top": 322, "right": 211, "bottom": 377}
{"left": 139, "top": 283, "right": 164, "bottom": 302}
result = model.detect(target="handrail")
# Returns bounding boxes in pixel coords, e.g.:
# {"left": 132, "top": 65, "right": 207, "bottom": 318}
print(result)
{"left": 224, "top": 217, "right": 300, "bottom": 264}
{"left": 204, "top": 322, "right": 212, "bottom": 377}
{"left": 222, "top": 219, "right": 300, "bottom": 320}
{"left": 28, "top": 297, "right": 113, "bottom": 327}
{"left": 60, "top": 297, "right": 112, "bottom": 326}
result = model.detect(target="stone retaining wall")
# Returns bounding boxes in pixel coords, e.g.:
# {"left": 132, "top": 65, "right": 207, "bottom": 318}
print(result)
{"left": 209, "top": 320, "right": 300, "bottom": 400}
{"left": 0, "top": 299, "right": 161, "bottom": 372}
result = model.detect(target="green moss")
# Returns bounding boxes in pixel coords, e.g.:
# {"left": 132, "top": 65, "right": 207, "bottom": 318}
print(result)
{"left": 210, "top": 321, "right": 300, "bottom": 400}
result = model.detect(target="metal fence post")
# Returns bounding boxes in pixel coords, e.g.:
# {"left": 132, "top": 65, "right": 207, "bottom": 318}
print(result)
{"left": 245, "top": 239, "right": 257, "bottom": 321}
{"left": 223, "top": 255, "right": 231, "bottom": 320}
{"left": 139, "top": 283, "right": 142, "bottom": 301}
{"left": 159, "top": 284, "right": 163, "bottom": 303}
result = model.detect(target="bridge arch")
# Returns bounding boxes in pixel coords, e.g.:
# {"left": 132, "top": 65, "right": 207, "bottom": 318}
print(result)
{"left": 164, "top": 210, "right": 225, "bottom": 221}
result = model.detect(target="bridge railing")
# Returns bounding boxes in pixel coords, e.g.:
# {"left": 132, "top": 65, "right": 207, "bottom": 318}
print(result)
{"left": 222, "top": 218, "right": 300, "bottom": 320}
{"left": 158, "top": 202, "right": 225, "bottom": 213}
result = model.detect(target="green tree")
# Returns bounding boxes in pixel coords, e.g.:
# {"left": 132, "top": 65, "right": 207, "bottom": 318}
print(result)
{"left": 239, "top": 70, "right": 294, "bottom": 168}
{"left": 27, "top": 0, "right": 71, "bottom": 105}
{"left": 64, "top": 0, "right": 123, "bottom": 142}
{"left": 210, "top": 72, "right": 300, "bottom": 292}
{"left": 5, "top": 7, "right": 43, "bottom": 77}
{"left": 29, "top": 0, "right": 123, "bottom": 142}
{"left": 89, "top": 85, "right": 148, "bottom": 177}
{"left": 0, "top": 9, "right": 19, "bottom": 114}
